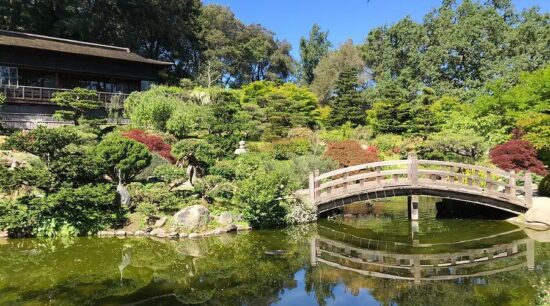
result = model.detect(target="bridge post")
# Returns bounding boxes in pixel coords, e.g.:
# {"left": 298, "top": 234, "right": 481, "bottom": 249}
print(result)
{"left": 408, "top": 195, "right": 419, "bottom": 221}
{"left": 408, "top": 153, "right": 418, "bottom": 186}
{"left": 524, "top": 172, "right": 533, "bottom": 208}
{"left": 527, "top": 239, "right": 534, "bottom": 271}
{"left": 309, "top": 172, "right": 316, "bottom": 205}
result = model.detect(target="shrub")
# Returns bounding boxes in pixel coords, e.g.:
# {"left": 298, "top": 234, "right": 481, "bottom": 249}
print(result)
{"left": 371, "top": 134, "right": 404, "bottom": 153}
{"left": 539, "top": 174, "right": 550, "bottom": 197}
{"left": 291, "top": 155, "right": 339, "bottom": 187}
{"left": 272, "top": 138, "right": 311, "bottom": 160}
{"left": 48, "top": 150, "right": 106, "bottom": 188}
{"left": 324, "top": 140, "right": 379, "bottom": 168}
{"left": 0, "top": 184, "right": 121, "bottom": 237}
{"left": 234, "top": 161, "right": 300, "bottom": 228}
{"left": 490, "top": 140, "right": 548, "bottom": 176}
{"left": 153, "top": 164, "right": 188, "bottom": 182}
{"left": 122, "top": 129, "right": 176, "bottom": 163}
{"left": 2, "top": 126, "right": 81, "bottom": 162}
{"left": 94, "top": 134, "right": 152, "bottom": 183}
{"left": 127, "top": 182, "right": 182, "bottom": 215}
{"left": 172, "top": 138, "right": 217, "bottom": 166}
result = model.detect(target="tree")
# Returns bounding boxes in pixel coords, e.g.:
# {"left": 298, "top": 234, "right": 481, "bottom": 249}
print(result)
{"left": 311, "top": 40, "right": 366, "bottom": 104}
{"left": 408, "top": 87, "right": 439, "bottom": 138}
{"left": 299, "top": 24, "right": 331, "bottom": 84}
{"left": 94, "top": 134, "right": 152, "bottom": 183}
{"left": 122, "top": 129, "right": 176, "bottom": 163}
{"left": 2, "top": 126, "right": 81, "bottom": 163}
{"left": 423, "top": 130, "right": 488, "bottom": 163}
{"left": 50, "top": 88, "right": 101, "bottom": 125}
{"left": 328, "top": 68, "right": 365, "bottom": 128}
{"left": 490, "top": 140, "right": 547, "bottom": 176}
{"left": 367, "top": 82, "right": 412, "bottom": 134}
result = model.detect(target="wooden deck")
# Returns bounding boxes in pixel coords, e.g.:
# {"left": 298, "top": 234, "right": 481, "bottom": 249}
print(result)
{"left": 309, "top": 154, "right": 532, "bottom": 215}
{"left": 1, "top": 85, "right": 129, "bottom": 106}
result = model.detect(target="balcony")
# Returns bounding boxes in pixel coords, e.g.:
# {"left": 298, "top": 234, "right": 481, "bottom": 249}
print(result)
{"left": 1, "top": 85, "right": 130, "bottom": 105}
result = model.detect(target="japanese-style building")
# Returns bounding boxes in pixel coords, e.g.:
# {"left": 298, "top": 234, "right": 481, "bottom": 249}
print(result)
{"left": 0, "top": 30, "right": 171, "bottom": 128}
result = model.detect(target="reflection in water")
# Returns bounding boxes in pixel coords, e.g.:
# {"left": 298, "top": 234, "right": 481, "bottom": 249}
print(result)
{"left": 313, "top": 227, "right": 534, "bottom": 284}
{"left": 0, "top": 198, "right": 548, "bottom": 305}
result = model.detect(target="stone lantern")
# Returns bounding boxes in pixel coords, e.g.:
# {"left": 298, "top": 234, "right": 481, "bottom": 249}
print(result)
{"left": 234, "top": 140, "right": 248, "bottom": 155}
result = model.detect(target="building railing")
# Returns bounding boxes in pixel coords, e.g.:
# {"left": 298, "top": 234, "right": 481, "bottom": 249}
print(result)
{"left": 1, "top": 85, "right": 130, "bottom": 105}
{"left": 0, "top": 112, "right": 130, "bottom": 129}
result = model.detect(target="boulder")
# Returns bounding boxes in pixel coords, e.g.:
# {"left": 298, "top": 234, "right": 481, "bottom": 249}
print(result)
{"left": 168, "top": 232, "right": 179, "bottom": 239}
{"left": 179, "top": 233, "right": 189, "bottom": 238}
{"left": 135, "top": 230, "right": 146, "bottom": 237}
{"left": 115, "top": 230, "right": 126, "bottom": 237}
{"left": 524, "top": 197, "right": 550, "bottom": 228}
{"left": 173, "top": 205, "right": 210, "bottom": 230}
{"left": 236, "top": 224, "right": 251, "bottom": 231}
{"left": 188, "top": 233, "right": 201, "bottom": 239}
{"left": 154, "top": 217, "right": 168, "bottom": 228}
{"left": 218, "top": 212, "right": 234, "bottom": 225}
{"left": 150, "top": 228, "right": 165, "bottom": 237}
{"left": 0, "top": 231, "right": 8, "bottom": 238}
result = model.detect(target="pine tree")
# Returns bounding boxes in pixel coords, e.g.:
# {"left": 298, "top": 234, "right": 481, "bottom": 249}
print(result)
{"left": 328, "top": 68, "right": 365, "bottom": 128}
{"left": 299, "top": 24, "right": 331, "bottom": 84}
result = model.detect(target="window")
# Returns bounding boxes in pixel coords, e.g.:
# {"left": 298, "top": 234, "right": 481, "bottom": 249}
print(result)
{"left": 0, "top": 66, "right": 18, "bottom": 86}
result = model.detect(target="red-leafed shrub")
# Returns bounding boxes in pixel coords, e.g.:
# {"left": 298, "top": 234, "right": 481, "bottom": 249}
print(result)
{"left": 324, "top": 140, "right": 379, "bottom": 168}
{"left": 122, "top": 129, "right": 176, "bottom": 164}
{"left": 489, "top": 140, "right": 547, "bottom": 176}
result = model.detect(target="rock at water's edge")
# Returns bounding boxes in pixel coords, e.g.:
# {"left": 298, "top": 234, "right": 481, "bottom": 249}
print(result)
{"left": 173, "top": 205, "right": 210, "bottom": 230}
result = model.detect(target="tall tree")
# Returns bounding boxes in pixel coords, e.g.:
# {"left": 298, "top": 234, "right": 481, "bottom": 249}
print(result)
{"left": 299, "top": 24, "right": 331, "bottom": 84}
{"left": 311, "top": 40, "right": 365, "bottom": 104}
{"left": 328, "top": 68, "right": 365, "bottom": 128}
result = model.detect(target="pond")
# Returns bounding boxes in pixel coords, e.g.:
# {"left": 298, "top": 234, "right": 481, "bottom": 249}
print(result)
{"left": 0, "top": 197, "right": 548, "bottom": 305}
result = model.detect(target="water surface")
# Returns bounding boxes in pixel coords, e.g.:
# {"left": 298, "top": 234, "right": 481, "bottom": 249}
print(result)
{"left": 0, "top": 197, "right": 548, "bottom": 305}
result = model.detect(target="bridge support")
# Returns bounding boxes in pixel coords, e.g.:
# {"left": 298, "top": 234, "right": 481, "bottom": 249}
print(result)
{"left": 408, "top": 195, "right": 419, "bottom": 221}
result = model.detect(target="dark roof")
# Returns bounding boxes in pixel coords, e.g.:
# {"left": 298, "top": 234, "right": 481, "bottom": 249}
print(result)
{"left": 0, "top": 30, "right": 172, "bottom": 66}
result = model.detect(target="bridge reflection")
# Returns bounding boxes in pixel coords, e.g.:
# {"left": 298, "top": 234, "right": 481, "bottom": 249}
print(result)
{"left": 311, "top": 226, "right": 535, "bottom": 284}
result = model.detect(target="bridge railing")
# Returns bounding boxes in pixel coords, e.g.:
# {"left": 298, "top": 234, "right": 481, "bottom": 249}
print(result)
{"left": 309, "top": 154, "right": 532, "bottom": 209}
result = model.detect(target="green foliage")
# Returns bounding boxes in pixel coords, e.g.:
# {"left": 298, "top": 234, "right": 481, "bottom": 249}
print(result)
{"left": 240, "top": 81, "right": 319, "bottom": 139}
{"left": 362, "top": 1, "right": 550, "bottom": 100}
{"left": 94, "top": 134, "right": 152, "bottom": 183}
{"left": 2, "top": 126, "right": 82, "bottom": 163}
{"left": 539, "top": 174, "right": 550, "bottom": 197}
{"left": 367, "top": 82, "right": 411, "bottom": 134}
{"left": 124, "top": 86, "right": 186, "bottom": 132}
{"left": 128, "top": 182, "right": 182, "bottom": 215}
{"left": 166, "top": 102, "right": 209, "bottom": 138}
{"left": 172, "top": 138, "right": 217, "bottom": 165}
{"left": 48, "top": 150, "right": 105, "bottom": 188}
{"left": 299, "top": 24, "right": 331, "bottom": 84}
{"left": 0, "top": 163, "right": 51, "bottom": 194}
{"left": 0, "top": 184, "right": 120, "bottom": 237}
{"left": 371, "top": 134, "right": 404, "bottom": 153}
{"left": 153, "top": 164, "right": 188, "bottom": 182}
{"left": 423, "top": 130, "right": 488, "bottom": 163}
{"left": 272, "top": 138, "right": 312, "bottom": 160}
{"left": 291, "top": 154, "right": 339, "bottom": 187}
{"left": 205, "top": 91, "right": 243, "bottom": 155}
{"left": 234, "top": 161, "right": 300, "bottom": 228}
{"left": 193, "top": 175, "right": 235, "bottom": 206}
{"left": 311, "top": 40, "right": 366, "bottom": 104}
{"left": 51, "top": 88, "right": 100, "bottom": 125}
{"left": 328, "top": 67, "right": 365, "bottom": 128}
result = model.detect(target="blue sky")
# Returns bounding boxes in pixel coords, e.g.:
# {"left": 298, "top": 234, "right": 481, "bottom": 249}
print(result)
{"left": 202, "top": 0, "right": 549, "bottom": 59}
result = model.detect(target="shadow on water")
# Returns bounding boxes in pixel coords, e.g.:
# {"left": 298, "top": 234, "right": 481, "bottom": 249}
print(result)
{"left": 0, "top": 197, "right": 548, "bottom": 305}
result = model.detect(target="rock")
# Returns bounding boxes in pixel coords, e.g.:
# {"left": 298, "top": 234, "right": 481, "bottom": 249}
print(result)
{"left": 134, "top": 230, "right": 146, "bottom": 237}
{"left": 150, "top": 228, "right": 165, "bottom": 237}
{"left": 524, "top": 197, "right": 550, "bottom": 227}
{"left": 0, "top": 231, "right": 8, "bottom": 238}
{"left": 126, "top": 231, "right": 134, "bottom": 236}
{"left": 221, "top": 224, "right": 237, "bottom": 233}
{"left": 154, "top": 217, "right": 168, "bottom": 228}
{"left": 218, "top": 212, "right": 234, "bottom": 225}
{"left": 156, "top": 232, "right": 167, "bottom": 238}
{"left": 168, "top": 232, "right": 179, "bottom": 239}
{"left": 236, "top": 224, "right": 251, "bottom": 231}
{"left": 99, "top": 231, "right": 115, "bottom": 236}
{"left": 188, "top": 233, "right": 201, "bottom": 239}
{"left": 115, "top": 230, "right": 126, "bottom": 237}
{"left": 179, "top": 233, "right": 189, "bottom": 238}
{"left": 145, "top": 227, "right": 154, "bottom": 233}
{"left": 173, "top": 205, "right": 210, "bottom": 230}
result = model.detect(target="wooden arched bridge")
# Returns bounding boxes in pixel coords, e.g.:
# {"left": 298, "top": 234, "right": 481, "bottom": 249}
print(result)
{"left": 309, "top": 154, "right": 533, "bottom": 215}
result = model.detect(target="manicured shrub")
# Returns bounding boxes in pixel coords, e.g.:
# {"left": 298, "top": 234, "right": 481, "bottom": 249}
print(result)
{"left": 94, "top": 134, "right": 152, "bottom": 183}
{"left": 324, "top": 140, "right": 379, "bottom": 168}
{"left": 539, "top": 174, "right": 550, "bottom": 197}
{"left": 2, "top": 126, "right": 81, "bottom": 162}
{"left": 122, "top": 129, "right": 176, "bottom": 163}
{"left": 272, "top": 138, "right": 311, "bottom": 160}
{"left": 0, "top": 183, "right": 121, "bottom": 237}
{"left": 127, "top": 182, "right": 182, "bottom": 215}
{"left": 490, "top": 140, "right": 548, "bottom": 176}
